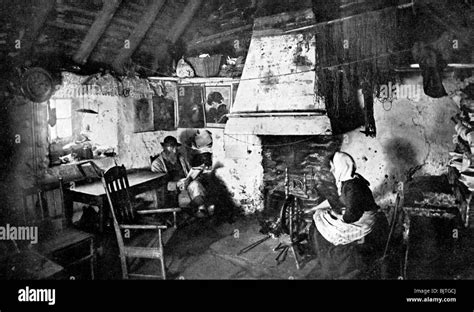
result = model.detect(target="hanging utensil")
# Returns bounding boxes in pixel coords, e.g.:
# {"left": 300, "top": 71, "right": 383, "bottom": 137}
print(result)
{"left": 76, "top": 88, "right": 98, "bottom": 114}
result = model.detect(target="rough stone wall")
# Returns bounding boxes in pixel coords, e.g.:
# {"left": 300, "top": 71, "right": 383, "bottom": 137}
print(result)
{"left": 341, "top": 74, "right": 468, "bottom": 207}
{"left": 214, "top": 134, "right": 264, "bottom": 214}
{"left": 115, "top": 96, "right": 175, "bottom": 170}
{"left": 221, "top": 74, "right": 471, "bottom": 213}
{"left": 8, "top": 71, "right": 469, "bottom": 217}
{"left": 78, "top": 97, "right": 119, "bottom": 150}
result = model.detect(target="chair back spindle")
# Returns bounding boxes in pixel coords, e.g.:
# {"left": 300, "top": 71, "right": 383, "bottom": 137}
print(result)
{"left": 103, "top": 166, "right": 135, "bottom": 224}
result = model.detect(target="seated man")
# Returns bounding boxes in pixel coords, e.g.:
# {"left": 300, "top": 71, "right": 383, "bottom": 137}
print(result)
{"left": 151, "top": 136, "right": 212, "bottom": 218}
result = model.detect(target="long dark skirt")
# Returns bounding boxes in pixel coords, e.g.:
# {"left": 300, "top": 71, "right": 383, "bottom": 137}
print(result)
{"left": 309, "top": 211, "right": 389, "bottom": 279}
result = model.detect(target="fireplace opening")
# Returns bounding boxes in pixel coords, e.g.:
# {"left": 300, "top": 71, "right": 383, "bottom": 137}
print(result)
{"left": 261, "top": 135, "right": 343, "bottom": 213}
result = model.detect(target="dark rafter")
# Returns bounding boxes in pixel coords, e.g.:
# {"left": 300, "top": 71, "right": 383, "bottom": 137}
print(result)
{"left": 73, "top": 0, "right": 122, "bottom": 65}
{"left": 18, "top": 0, "right": 55, "bottom": 61}
{"left": 112, "top": 0, "right": 166, "bottom": 72}
{"left": 424, "top": 3, "right": 474, "bottom": 47}
{"left": 152, "top": 0, "right": 203, "bottom": 68}
{"left": 166, "top": 0, "right": 204, "bottom": 44}
{"left": 187, "top": 24, "right": 253, "bottom": 51}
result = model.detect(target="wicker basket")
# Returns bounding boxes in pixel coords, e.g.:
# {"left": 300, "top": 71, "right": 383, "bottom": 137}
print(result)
{"left": 186, "top": 55, "right": 223, "bottom": 77}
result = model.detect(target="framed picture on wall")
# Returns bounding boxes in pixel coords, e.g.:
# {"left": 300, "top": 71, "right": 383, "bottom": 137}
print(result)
{"left": 153, "top": 95, "right": 176, "bottom": 130}
{"left": 134, "top": 98, "right": 154, "bottom": 133}
{"left": 177, "top": 85, "right": 205, "bottom": 128}
{"left": 204, "top": 85, "right": 232, "bottom": 128}
{"left": 151, "top": 80, "right": 178, "bottom": 131}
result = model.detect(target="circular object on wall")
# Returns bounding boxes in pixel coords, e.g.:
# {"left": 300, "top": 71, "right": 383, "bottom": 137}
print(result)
{"left": 21, "top": 67, "right": 54, "bottom": 103}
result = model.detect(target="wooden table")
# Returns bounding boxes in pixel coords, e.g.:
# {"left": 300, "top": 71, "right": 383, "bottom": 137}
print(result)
{"left": 63, "top": 170, "right": 167, "bottom": 233}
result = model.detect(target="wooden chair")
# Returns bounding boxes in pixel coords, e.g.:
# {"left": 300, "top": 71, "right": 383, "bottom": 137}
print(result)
{"left": 22, "top": 179, "right": 96, "bottom": 280}
{"left": 101, "top": 165, "right": 180, "bottom": 279}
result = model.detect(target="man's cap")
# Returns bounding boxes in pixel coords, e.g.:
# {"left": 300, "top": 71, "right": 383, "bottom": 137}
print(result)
{"left": 161, "top": 136, "right": 181, "bottom": 147}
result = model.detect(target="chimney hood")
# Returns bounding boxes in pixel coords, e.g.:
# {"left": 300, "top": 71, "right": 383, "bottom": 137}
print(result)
{"left": 225, "top": 9, "right": 332, "bottom": 136}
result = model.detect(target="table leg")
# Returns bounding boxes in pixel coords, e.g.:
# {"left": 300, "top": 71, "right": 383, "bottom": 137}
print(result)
{"left": 64, "top": 193, "right": 74, "bottom": 227}
{"left": 89, "top": 238, "right": 95, "bottom": 280}
{"left": 98, "top": 197, "right": 105, "bottom": 233}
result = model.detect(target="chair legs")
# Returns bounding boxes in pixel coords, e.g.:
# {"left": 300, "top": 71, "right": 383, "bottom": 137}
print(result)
{"left": 119, "top": 229, "right": 167, "bottom": 280}
{"left": 158, "top": 230, "right": 166, "bottom": 280}
{"left": 120, "top": 252, "right": 129, "bottom": 280}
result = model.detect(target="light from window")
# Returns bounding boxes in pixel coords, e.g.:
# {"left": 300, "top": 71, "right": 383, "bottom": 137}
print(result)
{"left": 50, "top": 99, "right": 73, "bottom": 140}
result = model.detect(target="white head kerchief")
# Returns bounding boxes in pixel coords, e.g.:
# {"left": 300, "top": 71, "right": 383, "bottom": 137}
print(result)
{"left": 332, "top": 152, "right": 356, "bottom": 195}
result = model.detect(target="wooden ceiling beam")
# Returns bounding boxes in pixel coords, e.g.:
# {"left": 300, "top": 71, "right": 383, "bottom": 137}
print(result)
{"left": 112, "top": 0, "right": 166, "bottom": 71}
{"left": 73, "top": 0, "right": 122, "bottom": 65}
{"left": 46, "top": 20, "right": 88, "bottom": 32}
{"left": 187, "top": 24, "right": 253, "bottom": 50}
{"left": 56, "top": 4, "right": 97, "bottom": 17}
{"left": 149, "top": 0, "right": 203, "bottom": 72}
{"left": 166, "top": 0, "right": 204, "bottom": 44}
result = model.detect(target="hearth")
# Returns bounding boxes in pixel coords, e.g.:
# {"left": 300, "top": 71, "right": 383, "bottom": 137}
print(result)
{"left": 261, "top": 135, "right": 341, "bottom": 212}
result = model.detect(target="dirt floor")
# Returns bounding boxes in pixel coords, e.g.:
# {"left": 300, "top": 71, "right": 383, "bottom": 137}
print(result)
{"left": 91, "top": 213, "right": 474, "bottom": 280}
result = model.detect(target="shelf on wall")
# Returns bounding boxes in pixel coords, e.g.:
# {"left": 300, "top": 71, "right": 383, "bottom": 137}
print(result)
{"left": 149, "top": 77, "right": 240, "bottom": 84}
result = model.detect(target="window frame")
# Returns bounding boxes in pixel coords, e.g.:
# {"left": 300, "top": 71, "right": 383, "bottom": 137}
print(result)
{"left": 49, "top": 98, "right": 73, "bottom": 142}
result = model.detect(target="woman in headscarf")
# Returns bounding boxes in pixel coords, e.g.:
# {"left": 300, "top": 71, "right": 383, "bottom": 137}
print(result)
{"left": 309, "top": 151, "right": 389, "bottom": 279}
